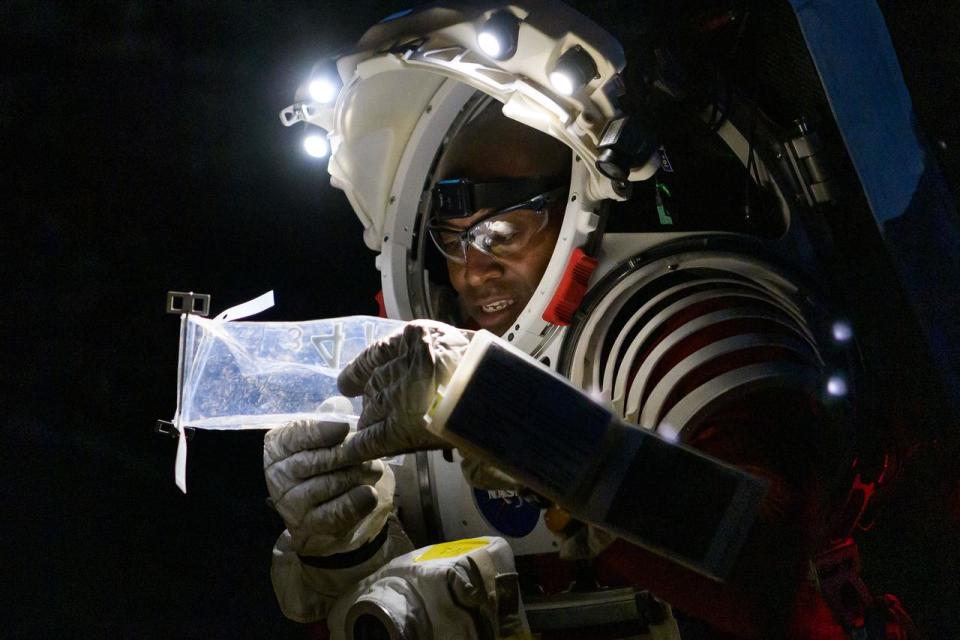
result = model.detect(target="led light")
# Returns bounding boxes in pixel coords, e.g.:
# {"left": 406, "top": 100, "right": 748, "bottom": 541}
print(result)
{"left": 308, "top": 78, "right": 339, "bottom": 104}
{"left": 549, "top": 45, "right": 598, "bottom": 96}
{"left": 477, "top": 31, "right": 503, "bottom": 58}
{"left": 303, "top": 133, "right": 329, "bottom": 159}
{"left": 477, "top": 11, "right": 519, "bottom": 60}
{"left": 831, "top": 321, "right": 853, "bottom": 343}
{"left": 826, "top": 374, "right": 848, "bottom": 397}
{"left": 549, "top": 70, "right": 576, "bottom": 96}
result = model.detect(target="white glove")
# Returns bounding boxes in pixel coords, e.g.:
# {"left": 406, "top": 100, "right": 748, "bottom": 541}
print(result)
{"left": 337, "top": 320, "right": 473, "bottom": 461}
{"left": 263, "top": 419, "right": 392, "bottom": 557}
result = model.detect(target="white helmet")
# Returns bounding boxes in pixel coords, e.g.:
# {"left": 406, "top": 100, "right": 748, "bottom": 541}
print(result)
{"left": 280, "top": 0, "right": 659, "bottom": 362}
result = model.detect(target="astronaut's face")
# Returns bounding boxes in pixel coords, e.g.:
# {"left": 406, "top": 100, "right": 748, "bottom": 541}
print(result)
{"left": 445, "top": 201, "right": 562, "bottom": 334}
{"left": 434, "top": 105, "right": 570, "bottom": 335}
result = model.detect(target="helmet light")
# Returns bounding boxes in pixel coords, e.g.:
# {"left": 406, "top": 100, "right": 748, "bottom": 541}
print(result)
{"left": 826, "top": 374, "right": 849, "bottom": 397}
{"left": 550, "top": 45, "right": 597, "bottom": 96}
{"left": 303, "top": 132, "right": 330, "bottom": 159}
{"left": 548, "top": 70, "right": 576, "bottom": 96}
{"left": 831, "top": 321, "right": 853, "bottom": 343}
{"left": 308, "top": 77, "right": 339, "bottom": 104}
{"left": 306, "top": 58, "right": 342, "bottom": 105}
{"left": 477, "top": 11, "right": 520, "bottom": 60}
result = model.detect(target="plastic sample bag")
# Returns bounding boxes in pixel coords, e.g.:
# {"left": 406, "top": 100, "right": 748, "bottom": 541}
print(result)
{"left": 175, "top": 314, "right": 404, "bottom": 430}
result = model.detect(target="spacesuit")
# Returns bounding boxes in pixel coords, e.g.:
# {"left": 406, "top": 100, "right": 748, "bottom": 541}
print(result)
{"left": 267, "top": 2, "right": 921, "bottom": 638}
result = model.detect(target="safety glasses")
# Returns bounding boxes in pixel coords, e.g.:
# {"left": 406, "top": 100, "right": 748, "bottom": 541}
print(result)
{"left": 427, "top": 188, "right": 564, "bottom": 264}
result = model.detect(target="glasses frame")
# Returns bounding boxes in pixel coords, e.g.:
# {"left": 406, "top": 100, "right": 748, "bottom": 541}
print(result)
{"left": 427, "top": 187, "right": 566, "bottom": 264}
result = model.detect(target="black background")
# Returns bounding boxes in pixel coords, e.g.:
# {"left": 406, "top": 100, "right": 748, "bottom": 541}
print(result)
{"left": 3, "top": 1, "right": 959, "bottom": 638}
{"left": 4, "top": 2, "right": 408, "bottom": 637}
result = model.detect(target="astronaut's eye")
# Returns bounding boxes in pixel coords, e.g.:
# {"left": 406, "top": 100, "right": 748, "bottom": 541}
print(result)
{"left": 485, "top": 220, "right": 519, "bottom": 241}
{"left": 429, "top": 203, "right": 551, "bottom": 264}
{"left": 473, "top": 209, "right": 548, "bottom": 257}
{"left": 438, "top": 233, "right": 462, "bottom": 254}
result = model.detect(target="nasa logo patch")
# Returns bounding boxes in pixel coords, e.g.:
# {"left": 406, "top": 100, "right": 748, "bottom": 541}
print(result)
{"left": 472, "top": 488, "right": 540, "bottom": 538}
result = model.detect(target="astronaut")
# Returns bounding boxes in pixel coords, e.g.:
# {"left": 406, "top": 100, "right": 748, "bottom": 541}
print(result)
{"left": 267, "top": 2, "right": 917, "bottom": 638}
{"left": 263, "top": 104, "right": 577, "bottom": 633}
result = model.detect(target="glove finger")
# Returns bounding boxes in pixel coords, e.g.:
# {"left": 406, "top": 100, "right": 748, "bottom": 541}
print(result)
{"left": 432, "top": 333, "right": 472, "bottom": 381}
{"left": 275, "top": 460, "right": 384, "bottom": 526}
{"left": 402, "top": 321, "right": 471, "bottom": 386}
{"left": 293, "top": 484, "right": 379, "bottom": 541}
{"left": 338, "top": 329, "right": 407, "bottom": 397}
{"left": 356, "top": 359, "right": 432, "bottom": 430}
{"left": 264, "top": 445, "right": 353, "bottom": 497}
{"left": 339, "top": 320, "right": 450, "bottom": 397}
{"left": 263, "top": 420, "right": 350, "bottom": 464}
{"left": 343, "top": 416, "right": 446, "bottom": 461}
{"left": 354, "top": 357, "right": 406, "bottom": 430}
{"left": 357, "top": 360, "right": 437, "bottom": 430}
{"left": 340, "top": 420, "right": 396, "bottom": 462}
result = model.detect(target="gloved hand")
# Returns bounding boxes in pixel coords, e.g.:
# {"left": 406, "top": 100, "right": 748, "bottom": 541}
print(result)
{"left": 337, "top": 320, "right": 473, "bottom": 461}
{"left": 264, "top": 419, "right": 392, "bottom": 557}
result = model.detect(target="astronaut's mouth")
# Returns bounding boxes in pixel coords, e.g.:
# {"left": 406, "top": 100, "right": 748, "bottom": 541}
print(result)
{"left": 480, "top": 299, "right": 515, "bottom": 313}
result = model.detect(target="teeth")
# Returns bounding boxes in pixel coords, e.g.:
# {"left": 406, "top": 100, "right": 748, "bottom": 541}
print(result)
{"left": 481, "top": 299, "right": 514, "bottom": 313}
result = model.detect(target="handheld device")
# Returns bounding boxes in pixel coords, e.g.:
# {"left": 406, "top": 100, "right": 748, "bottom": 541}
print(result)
{"left": 426, "top": 331, "right": 768, "bottom": 581}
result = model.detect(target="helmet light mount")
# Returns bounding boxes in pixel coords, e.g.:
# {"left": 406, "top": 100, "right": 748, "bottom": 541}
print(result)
{"left": 279, "top": 59, "right": 343, "bottom": 158}
{"left": 596, "top": 115, "right": 658, "bottom": 183}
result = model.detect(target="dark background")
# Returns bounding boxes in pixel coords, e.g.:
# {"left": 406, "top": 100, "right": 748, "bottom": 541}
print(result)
{"left": 4, "top": 2, "right": 409, "bottom": 637}
{"left": 3, "top": 1, "right": 958, "bottom": 638}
